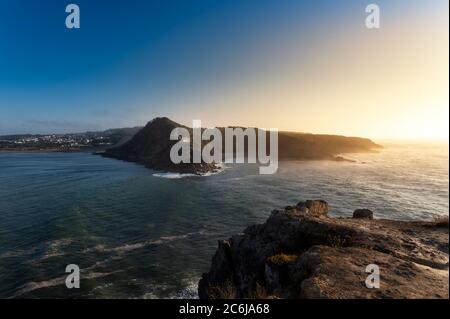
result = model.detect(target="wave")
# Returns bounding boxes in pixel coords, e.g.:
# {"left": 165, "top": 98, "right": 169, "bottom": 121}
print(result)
{"left": 38, "top": 238, "right": 73, "bottom": 261}
{"left": 0, "top": 238, "right": 73, "bottom": 262}
{"left": 174, "top": 280, "right": 199, "bottom": 299}
{"left": 83, "top": 230, "right": 206, "bottom": 254}
{"left": 153, "top": 163, "right": 227, "bottom": 179}
{"left": 141, "top": 277, "right": 199, "bottom": 299}
{"left": 152, "top": 172, "right": 198, "bottom": 179}
{"left": 11, "top": 271, "right": 120, "bottom": 298}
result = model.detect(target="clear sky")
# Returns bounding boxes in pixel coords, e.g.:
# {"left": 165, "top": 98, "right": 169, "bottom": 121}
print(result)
{"left": 0, "top": 0, "right": 448, "bottom": 140}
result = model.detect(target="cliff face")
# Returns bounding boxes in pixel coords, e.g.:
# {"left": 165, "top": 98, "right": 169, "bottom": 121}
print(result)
{"left": 102, "top": 117, "right": 218, "bottom": 174}
{"left": 198, "top": 201, "right": 449, "bottom": 299}
{"left": 101, "top": 117, "right": 381, "bottom": 174}
{"left": 277, "top": 133, "right": 381, "bottom": 160}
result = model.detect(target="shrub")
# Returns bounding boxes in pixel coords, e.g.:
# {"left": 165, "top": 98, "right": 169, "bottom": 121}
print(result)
{"left": 208, "top": 279, "right": 237, "bottom": 299}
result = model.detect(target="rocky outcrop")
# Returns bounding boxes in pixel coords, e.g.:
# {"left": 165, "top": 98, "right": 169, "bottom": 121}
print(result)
{"left": 353, "top": 209, "right": 374, "bottom": 219}
{"left": 102, "top": 117, "right": 218, "bottom": 174}
{"left": 199, "top": 200, "right": 449, "bottom": 299}
{"left": 100, "top": 117, "right": 382, "bottom": 174}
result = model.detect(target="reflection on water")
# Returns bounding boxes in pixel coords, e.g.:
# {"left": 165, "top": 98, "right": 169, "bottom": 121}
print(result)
{"left": 0, "top": 142, "right": 448, "bottom": 298}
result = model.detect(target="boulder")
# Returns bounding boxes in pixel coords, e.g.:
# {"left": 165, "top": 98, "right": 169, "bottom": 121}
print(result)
{"left": 353, "top": 209, "right": 374, "bottom": 219}
{"left": 296, "top": 200, "right": 329, "bottom": 218}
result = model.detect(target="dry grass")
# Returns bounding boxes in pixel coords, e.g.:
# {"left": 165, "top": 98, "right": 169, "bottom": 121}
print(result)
{"left": 248, "top": 282, "right": 269, "bottom": 299}
{"left": 208, "top": 279, "right": 237, "bottom": 299}
{"left": 209, "top": 280, "right": 272, "bottom": 299}
{"left": 327, "top": 234, "right": 348, "bottom": 247}
{"left": 266, "top": 253, "right": 298, "bottom": 266}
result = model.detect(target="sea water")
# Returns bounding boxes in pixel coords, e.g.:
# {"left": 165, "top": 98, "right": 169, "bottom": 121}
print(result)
{"left": 0, "top": 142, "right": 448, "bottom": 298}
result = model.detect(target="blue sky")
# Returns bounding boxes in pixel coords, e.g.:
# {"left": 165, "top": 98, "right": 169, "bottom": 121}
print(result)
{"left": 0, "top": 0, "right": 448, "bottom": 139}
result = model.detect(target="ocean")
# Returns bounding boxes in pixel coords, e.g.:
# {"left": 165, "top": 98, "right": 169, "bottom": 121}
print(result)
{"left": 0, "top": 142, "right": 448, "bottom": 298}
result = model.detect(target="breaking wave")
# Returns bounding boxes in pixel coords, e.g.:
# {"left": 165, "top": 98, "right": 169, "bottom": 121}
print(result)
{"left": 153, "top": 163, "right": 226, "bottom": 179}
{"left": 83, "top": 231, "right": 206, "bottom": 254}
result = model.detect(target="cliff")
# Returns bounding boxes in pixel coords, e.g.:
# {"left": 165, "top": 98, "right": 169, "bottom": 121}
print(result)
{"left": 277, "top": 132, "right": 381, "bottom": 160}
{"left": 198, "top": 200, "right": 449, "bottom": 299}
{"left": 101, "top": 117, "right": 381, "bottom": 174}
{"left": 102, "top": 117, "right": 218, "bottom": 174}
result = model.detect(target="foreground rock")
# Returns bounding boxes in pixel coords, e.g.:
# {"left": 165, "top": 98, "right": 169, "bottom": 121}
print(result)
{"left": 199, "top": 200, "right": 449, "bottom": 299}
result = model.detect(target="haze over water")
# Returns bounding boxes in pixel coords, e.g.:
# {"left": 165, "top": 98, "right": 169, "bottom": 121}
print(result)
{"left": 0, "top": 142, "right": 448, "bottom": 298}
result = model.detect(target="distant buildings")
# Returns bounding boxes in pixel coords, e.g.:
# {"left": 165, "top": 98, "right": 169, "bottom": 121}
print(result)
{"left": 0, "top": 133, "right": 113, "bottom": 151}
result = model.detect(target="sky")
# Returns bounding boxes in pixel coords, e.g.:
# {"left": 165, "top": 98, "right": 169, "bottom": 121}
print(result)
{"left": 0, "top": 0, "right": 448, "bottom": 140}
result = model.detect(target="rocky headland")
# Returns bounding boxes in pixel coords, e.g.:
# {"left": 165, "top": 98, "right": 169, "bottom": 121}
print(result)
{"left": 101, "top": 117, "right": 381, "bottom": 174}
{"left": 198, "top": 200, "right": 449, "bottom": 299}
{"left": 101, "top": 117, "right": 219, "bottom": 174}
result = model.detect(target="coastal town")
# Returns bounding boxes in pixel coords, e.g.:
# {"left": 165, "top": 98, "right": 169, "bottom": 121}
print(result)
{"left": 0, "top": 127, "right": 141, "bottom": 152}
{"left": 0, "top": 133, "right": 110, "bottom": 151}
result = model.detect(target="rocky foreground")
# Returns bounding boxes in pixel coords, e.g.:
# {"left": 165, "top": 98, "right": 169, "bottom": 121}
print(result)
{"left": 198, "top": 200, "right": 449, "bottom": 299}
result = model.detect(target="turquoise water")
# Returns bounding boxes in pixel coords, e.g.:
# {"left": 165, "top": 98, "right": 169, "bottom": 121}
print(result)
{"left": 0, "top": 143, "right": 448, "bottom": 298}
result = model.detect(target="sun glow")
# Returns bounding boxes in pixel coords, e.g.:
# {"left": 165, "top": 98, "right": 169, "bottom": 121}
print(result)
{"left": 147, "top": 2, "right": 449, "bottom": 142}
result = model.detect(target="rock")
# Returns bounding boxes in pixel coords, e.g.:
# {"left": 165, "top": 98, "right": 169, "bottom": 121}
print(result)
{"left": 297, "top": 246, "right": 449, "bottom": 299}
{"left": 198, "top": 200, "right": 449, "bottom": 299}
{"left": 353, "top": 209, "right": 374, "bottom": 219}
{"left": 296, "top": 200, "right": 329, "bottom": 218}
{"left": 198, "top": 240, "right": 235, "bottom": 299}
{"left": 100, "top": 117, "right": 382, "bottom": 174}
{"left": 102, "top": 117, "right": 218, "bottom": 174}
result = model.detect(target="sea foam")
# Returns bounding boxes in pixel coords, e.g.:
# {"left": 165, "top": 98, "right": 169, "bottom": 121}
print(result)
{"left": 152, "top": 163, "right": 226, "bottom": 179}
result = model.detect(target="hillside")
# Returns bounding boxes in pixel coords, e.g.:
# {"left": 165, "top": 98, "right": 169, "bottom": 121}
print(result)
{"left": 278, "top": 132, "right": 380, "bottom": 160}
{"left": 102, "top": 117, "right": 218, "bottom": 174}
{"left": 101, "top": 117, "right": 381, "bottom": 173}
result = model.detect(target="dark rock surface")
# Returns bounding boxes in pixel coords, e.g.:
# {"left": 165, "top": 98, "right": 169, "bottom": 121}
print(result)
{"left": 100, "top": 117, "right": 381, "bottom": 174}
{"left": 353, "top": 209, "right": 374, "bottom": 219}
{"left": 102, "top": 117, "right": 218, "bottom": 174}
{"left": 199, "top": 200, "right": 449, "bottom": 299}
